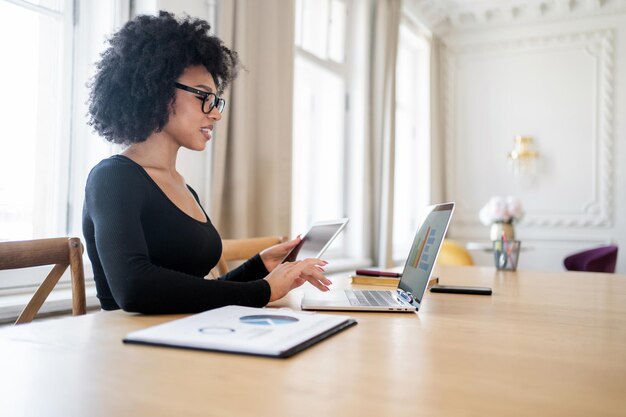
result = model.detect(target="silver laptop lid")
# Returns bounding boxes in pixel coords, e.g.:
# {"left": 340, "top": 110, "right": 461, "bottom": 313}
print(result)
{"left": 397, "top": 203, "right": 455, "bottom": 309}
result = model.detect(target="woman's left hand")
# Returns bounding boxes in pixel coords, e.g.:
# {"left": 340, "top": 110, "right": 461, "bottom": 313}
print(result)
{"left": 260, "top": 236, "right": 302, "bottom": 272}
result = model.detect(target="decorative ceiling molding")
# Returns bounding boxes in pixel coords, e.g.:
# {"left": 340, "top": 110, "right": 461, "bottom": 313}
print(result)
{"left": 443, "top": 29, "right": 615, "bottom": 228}
{"left": 410, "top": 0, "right": 626, "bottom": 33}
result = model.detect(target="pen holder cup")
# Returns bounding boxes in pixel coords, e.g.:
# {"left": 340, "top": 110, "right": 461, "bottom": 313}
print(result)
{"left": 493, "top": 239, "right": 521, "bottom": 271}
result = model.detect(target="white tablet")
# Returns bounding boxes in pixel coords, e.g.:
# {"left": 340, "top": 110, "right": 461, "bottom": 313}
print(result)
{"left": 281, "top": 218, "right": 349, "bottom": 263}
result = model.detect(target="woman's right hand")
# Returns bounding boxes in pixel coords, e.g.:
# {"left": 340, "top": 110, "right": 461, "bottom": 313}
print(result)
{"left": 264, "top": 258, "right": 332, "bottom": 302}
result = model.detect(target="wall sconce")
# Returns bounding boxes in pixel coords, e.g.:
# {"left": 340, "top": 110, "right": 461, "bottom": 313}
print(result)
{"left": 508, "top": 135, "right": 539, "bottom": 179}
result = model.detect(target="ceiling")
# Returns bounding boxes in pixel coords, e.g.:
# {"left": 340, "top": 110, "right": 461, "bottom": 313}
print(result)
{"left": 407, "top": 0, "right": 626, "bottom": 33}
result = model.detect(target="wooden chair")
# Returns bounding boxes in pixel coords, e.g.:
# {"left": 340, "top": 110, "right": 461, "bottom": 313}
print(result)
{"left": 214, "top": 236, "right": 287, "bottom": 276}
{"left": 0, "top": 237, "right": 86, "bottom": 324}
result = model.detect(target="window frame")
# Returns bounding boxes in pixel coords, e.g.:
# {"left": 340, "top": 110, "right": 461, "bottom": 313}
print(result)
{"left": 391, "top": 18, "right": 433, "bottom": 262}
{"left": 292, "top": 0, "right": 372, "bottom": 271}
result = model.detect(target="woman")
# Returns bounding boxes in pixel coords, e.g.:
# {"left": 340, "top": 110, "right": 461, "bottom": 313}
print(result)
{"left": 83, "top": 11, "right": 331, "bottom": 314}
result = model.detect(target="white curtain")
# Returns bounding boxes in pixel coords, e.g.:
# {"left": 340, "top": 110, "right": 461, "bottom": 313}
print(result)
{"left": 368, "top": 0, "right": 401, "bottom": 268}
{"left": 211, "top": 0, "right": 295, "bottom": 239}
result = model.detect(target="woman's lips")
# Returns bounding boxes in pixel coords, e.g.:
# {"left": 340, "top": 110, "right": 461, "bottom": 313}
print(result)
{"left": 200, "top": 126, "right": 212, "bottom": 141}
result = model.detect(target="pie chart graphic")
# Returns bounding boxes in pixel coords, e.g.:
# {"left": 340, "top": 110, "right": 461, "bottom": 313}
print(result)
{"left": 239, "top": 315, "right": 299, "bottom": 326}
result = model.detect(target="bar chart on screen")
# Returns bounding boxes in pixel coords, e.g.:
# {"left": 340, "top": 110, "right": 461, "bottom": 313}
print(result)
{"left": 409, "top": 226, "right": 439, "bottom": 271}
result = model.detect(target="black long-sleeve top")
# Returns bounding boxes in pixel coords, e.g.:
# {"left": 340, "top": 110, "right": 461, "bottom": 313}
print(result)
{"left": 82, "top": 155, "right": 271, "bottom": 313}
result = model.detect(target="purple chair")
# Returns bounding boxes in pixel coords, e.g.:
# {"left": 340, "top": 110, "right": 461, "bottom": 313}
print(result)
{"left": 563, "top": 245, "right": 618, "bottom": 273}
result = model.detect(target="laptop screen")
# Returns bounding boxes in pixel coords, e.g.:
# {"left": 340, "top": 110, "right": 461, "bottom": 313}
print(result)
{"left": 398, "top": 203, "right": 455, "bottom": 306}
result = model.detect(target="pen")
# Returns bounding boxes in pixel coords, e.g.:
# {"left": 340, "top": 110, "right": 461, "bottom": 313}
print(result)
{"left": 355, "top": 269, "right": 402, "bottom": 278}
{"left": 501, "top": 232, "right": 515, "bottom": 267}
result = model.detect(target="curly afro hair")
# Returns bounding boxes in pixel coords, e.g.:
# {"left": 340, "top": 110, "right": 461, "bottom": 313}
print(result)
{"left": 87, "top": 11, "right": 239, "bottom": 145}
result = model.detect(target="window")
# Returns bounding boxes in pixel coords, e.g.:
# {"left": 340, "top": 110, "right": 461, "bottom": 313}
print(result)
{"left": 392, "top": 22, "right": 431, "bottom": 261}
{"left": 292, "top": 0, "right": 369, "bottom": 267}
{"left": 0, "top": 0, "right": 128, "bottom": 291}
{"left": 0, "top": 0, "right": 73, "bottom": 240}
{"left": 0, "top": 1, "right": 132, "bottom": 244}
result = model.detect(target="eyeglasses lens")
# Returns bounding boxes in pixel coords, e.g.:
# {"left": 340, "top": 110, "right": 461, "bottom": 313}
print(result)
{"left": 202, "top": 94, "right": 225, "bottom": 114}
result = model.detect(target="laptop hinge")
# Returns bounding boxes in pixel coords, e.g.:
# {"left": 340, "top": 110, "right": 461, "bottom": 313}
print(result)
{"left": 396, "top": 289, "right": 415, "bottom": 306}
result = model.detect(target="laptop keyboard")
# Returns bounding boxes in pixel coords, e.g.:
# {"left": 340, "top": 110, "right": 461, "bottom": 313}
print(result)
{"left": 345, "top": 290, "right": 401, "bottom": 307}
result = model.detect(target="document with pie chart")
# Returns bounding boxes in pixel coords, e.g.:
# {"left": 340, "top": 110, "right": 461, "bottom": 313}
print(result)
{"left": 124, "top": 305, "right": 357, "bottom": 358}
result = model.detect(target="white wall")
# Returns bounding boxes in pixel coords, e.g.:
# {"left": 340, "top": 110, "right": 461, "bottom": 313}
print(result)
{"left": 438, "top": 12, "right": 626, "bottom": 272}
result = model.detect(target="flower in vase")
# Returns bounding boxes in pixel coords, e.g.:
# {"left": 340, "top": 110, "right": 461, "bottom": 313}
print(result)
{"left": 479, "top": 196, "right": 524, "bottom": 226}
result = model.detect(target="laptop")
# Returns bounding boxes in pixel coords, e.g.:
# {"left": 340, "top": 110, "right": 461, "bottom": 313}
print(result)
{"left": 301, "top": 202, "right": 455, "bottom": 312}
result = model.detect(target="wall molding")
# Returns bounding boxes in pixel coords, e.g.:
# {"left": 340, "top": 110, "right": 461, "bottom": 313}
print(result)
{"left": 412, "top": 0, "right": 626, "bottom": 34}
{"left": 443, "top": 29, "right": 615, "bottom": 228}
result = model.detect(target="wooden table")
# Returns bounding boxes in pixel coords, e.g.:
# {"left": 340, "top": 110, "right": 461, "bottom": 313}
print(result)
{"left": 1, "top": 266, "right": 625, "bottom": 417}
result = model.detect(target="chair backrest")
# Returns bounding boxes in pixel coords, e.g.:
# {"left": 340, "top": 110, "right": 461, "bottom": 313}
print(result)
{"left": 214, "top": 236, "right": 287, "bottom": 276}
{"left": 563, "top": 245, "right": 619, "bottom": 273}
{"left": 438, "top": 239, "right": 475, "bottom": 266}
{"left": 0, "top": 237, "right": 86, "bottom": 324}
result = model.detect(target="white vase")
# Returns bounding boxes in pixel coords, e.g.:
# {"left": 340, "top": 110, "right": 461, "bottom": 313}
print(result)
{"left": 490, "top": 222, "right": 515, "bottom": 241}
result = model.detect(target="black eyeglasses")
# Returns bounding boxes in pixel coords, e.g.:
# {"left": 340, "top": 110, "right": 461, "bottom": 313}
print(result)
{"left": 174, "top": 82, "right": 226, "bottom": 114}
